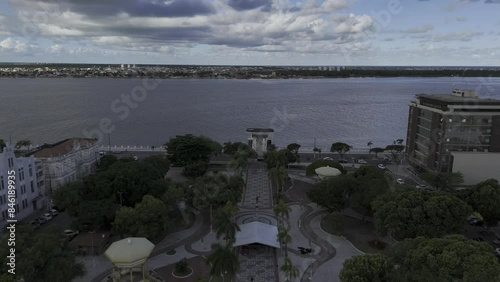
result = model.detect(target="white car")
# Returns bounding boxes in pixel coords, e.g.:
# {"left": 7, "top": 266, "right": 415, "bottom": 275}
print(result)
{"left": 416, "top": 184, "right": 428, "bottom": 189}
{"left": 378, "top": 164, "right": 386, "bottom": 169}
{"left": 396, "top": 178, "right": 405, "bottom": 185}
{"left": 357, "top": 159, "right": 368, "bottom": 164}
{"left": 43, "top": 213, "right": 53, "bottom": 221}
{"left": 495, "top": 248, "right": 500, "bottom": 256}
{"left": 133, "top": 156, "right": 139, "bottom": 161}
{"left": 63, "top": 229, "right": 79, "bottom": 238}
{"left": 323, "top": 157, "right": 333, "bottom": 161}
{"left": 50, "top": 209, "right": 59, "bottom": 216}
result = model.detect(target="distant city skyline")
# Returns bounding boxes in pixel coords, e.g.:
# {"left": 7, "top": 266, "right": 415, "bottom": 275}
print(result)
{"left": 0, "top": 0, "right": 500, "bottom": 66}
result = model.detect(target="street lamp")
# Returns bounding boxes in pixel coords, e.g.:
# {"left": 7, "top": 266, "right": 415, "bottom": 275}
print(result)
{"left": 89, "top": 231, "right": 96, "bottom": 267}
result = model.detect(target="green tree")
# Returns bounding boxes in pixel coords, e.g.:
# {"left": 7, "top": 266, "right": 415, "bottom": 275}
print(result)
{"left": 184, "top": 160, "right": 209, "bottom": 177}
{"left": 273, "top": 199, "right": 291, "bottom": 225}
{"left": 305, "top": 160, "right": 347, "bottom": 177}
{"left": 268, "top": 166, "right": 288, "bottom": 200}
{"left": 286, "top": 143, "right": 301, "bottom": 153}
{"left": 213, "top": 201, "right": 240, "bottom": 244}
{"left": 369, "top": 147, "right": 385, "bottom": 157}
{"left": 15, "top": 139, "right": 31, "bottom": 149}
{"left": 340, "top": 253, "right": 392, "bottom": 282}
{"left": 206, "top": 243, "right": 240, "bottom": 282}
{"left": 97, "top": 154, "right": 118, "bottom": 172}
{"left": 461, "top": 179, "right": 500, "bottom": 226}
{"left": 229, "top": 151, "right": 248, "bottom": 175}
{"left": 307, "top": 175, "right": 354, "bottom": 212}
{"left": 330, "top": 142, "right": 352, "bottom": 159}
{"left": 390, "top": 235, "right": 500, "bottom": 282}
{"left": 113, "top": 195, "right": 169, "bottom": 239}
{"left": 280, "top": 256, "right": 299, "bottom": 282}
{"left": 165, "top": 134, "right": 219, "bottom": 166}
{"left": 0, "top": 225, "right": 86, "bottom": 282}
{"left": 372, "top": 190, "right": 471, "bottom": 239}
{"left": 420, "top": 171, "right": 464, "bottom": 191}
{"left": 350, "top": 165, "right": 389, "bottom": 218}
{"left": 192, "top": 174, "right": 244, "bottom": 210}
{"left": 223, "top": 141, "right": 249, "bottom": 155}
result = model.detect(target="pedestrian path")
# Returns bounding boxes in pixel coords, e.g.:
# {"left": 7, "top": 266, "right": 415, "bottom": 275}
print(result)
{"left": 242, "top": 165, "right": 273, "bottom": 209}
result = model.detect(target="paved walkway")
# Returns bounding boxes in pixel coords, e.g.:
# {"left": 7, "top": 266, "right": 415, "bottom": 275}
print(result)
{"left": 242, "top": 163, "right": 273, "bottom": 209}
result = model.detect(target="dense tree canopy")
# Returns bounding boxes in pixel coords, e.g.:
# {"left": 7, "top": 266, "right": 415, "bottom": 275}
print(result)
{"left": 191, "top": 173, "right": 244, "bottom": 210}
{"left": 53, "top": 157, "right": 174, "bottom": 229}
{"left": 340, "top": 254, "right": 392, "bottom": 282}
{"left": 113, "top": 195, "right": 169, "bottom": 239}
{"left": 307, "top": 175, "right": 355, "bottom": 212}
{"left": 340, "top": 235, "right": 500, "bottom": 282}
{"left": 420, "top": 171, "right": 464, "bottom": 191}
{"left": 390, "top": 235, "right": 500, "bottom": 282}
{"left": 165, "top": 134, "right": 220, "bottom": 166}
{"left": 460, "top": 179, "right": 500, "bottom": 226}
{"left": 223, "top": 141, "right": 249, "bottom": 155}
{"left": 286, "top": 143, "right": 301, "bottom": 153}
{"left": 372, "top": 190, "right": 471, "bottom": 239}
{"left": 305, "top": 159, "right": 347, "bottom": 177}
{"left": 350, "top": 165, "right": 389, "bottom": 217}
{"left": 330, "top": 142, "right": 352, "bottom": 158}
{"left": 0, "top": 225, "right": 85, "bottom": 282}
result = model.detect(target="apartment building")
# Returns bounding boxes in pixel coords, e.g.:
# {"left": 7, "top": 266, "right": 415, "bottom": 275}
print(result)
{"left": 30, "top": 138, "right": 100, "bottom": 194}
{"left": 406, "top": 89, "right": 500, "bottom": 184}
{"left": 0, "top": 144, "right": 45, "bottom": 227}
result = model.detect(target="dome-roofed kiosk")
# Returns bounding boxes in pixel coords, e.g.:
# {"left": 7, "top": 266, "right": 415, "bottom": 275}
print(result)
{"left": 104, "top": 237, "right": 155, "bottom": 282}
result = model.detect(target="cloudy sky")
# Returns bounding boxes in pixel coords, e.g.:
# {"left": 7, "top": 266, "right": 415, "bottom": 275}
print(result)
{"left": 0, "top": 0, "right": 499, "bottom": 66}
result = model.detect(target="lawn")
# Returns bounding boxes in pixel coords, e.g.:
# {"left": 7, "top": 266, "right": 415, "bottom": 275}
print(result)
{"left": 321, "top": 214, "right": 392, "bottom": 255}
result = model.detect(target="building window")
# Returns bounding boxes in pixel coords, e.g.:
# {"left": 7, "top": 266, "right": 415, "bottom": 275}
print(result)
{"left": 31, "top": 181, "right": 34, "bottom": 193}
{"left": 29, "top": 164, "right": 33, "bottom": 177}
{"left": 0, "top": 176, "right": 4, "bottom": 190}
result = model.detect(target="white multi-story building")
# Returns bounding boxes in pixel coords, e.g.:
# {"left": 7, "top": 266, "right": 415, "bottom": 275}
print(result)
{"left": 0, "top": 144, "right": 45, "bottom": 228}
{"left": 31, "top": 138, "right": 100, "bottom": 195}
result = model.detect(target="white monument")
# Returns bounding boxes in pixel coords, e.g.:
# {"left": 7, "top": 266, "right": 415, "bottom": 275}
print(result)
{"left": 246, "top": 128, "right": 274, "bottom": 157}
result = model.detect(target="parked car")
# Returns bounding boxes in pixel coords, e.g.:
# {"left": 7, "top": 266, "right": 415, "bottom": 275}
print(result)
{"left": 338, "top": 159, "right": 349, "bottom": 164}
{"left": 378, "top": 164, "right": 386, "bottom": 170}
{"left": 323, "top": 157, "right": 333, "bottom": 161}
{"left": 37, "top": 216, "right": 47, "bottom": 224}
{"left": 52, "top": 206, "right": 65, "bottom": 212}
{"left": 383, "top": 158, "right": 391, "bottom": 163}
{"left": 480, "top": 229, "right": 493, "bottom": 236}
{"left": 493, "top": 239, "right": 500, "bottom": 246}
{"left": 42, "top": 213, "right": 53, "bottom": 221}
{"left": 469, "top": 218, "right": 484, "bottom": 226}
{"left": 357, "top": 159, "right": 367, "bottom": 164}
{"left": 496, "top": 248, "right": 500, "bottom": 256}
{"left": 396, "top": 178, "right": 405, "bottom": 185}
{"left": 63, "top": 229, "right": 79, "bottom": 239}
{"left": 473, "top": 237, "right": 484, "bottom": 242}
{"left": 416, "top": 184, "right": 428, "bottom": 189}
{"left": 133, "top": 156, "right": 139, "bottom": 161}
{"left": 50, "top": 209, "right": 59, "bottom": 216}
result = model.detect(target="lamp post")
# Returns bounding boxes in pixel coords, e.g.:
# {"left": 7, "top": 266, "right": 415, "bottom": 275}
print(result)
{"left": 89, "top": 231, "right": 96, "bottom": 267}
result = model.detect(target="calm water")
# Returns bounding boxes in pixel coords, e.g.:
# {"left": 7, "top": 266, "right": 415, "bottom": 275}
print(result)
{"left": 1, "top": 77, "right": 500, "bottom": 150}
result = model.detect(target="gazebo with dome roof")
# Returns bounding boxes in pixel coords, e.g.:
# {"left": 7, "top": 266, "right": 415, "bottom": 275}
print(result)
{"left": 104, "top": 237, "right": 155, "bottom": 282}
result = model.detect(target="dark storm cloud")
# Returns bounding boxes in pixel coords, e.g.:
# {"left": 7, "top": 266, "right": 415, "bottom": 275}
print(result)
{"left": 36, "top": 0, "right": 216, "bottom": 17}
{"left": 227, "top": 0, "right": 273, "bottom": 11}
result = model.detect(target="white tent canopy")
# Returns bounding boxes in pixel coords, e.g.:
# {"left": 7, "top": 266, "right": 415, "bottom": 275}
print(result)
{"left": 315, "top": 166, "right": 341, "bottom": 179}
{"left": 234, "top": 221, "right": 280, "bottom": 248}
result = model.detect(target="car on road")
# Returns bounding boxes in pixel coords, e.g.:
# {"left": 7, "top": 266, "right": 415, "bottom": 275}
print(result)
{"left": 50, "top": 209, "right": 59, "bottom": 216}
{"left": 378, "top": 164, "right": 386, "bottom": 170}
{"left": 383, "top": 158, "right": 391, "bottom": 163}
{"left": 473, "top": 237, "right": 484, "bottom": 242}
{"left": 63, "top": 229, "right": 79, "bottom": 239}
{"left": 396, "top": 178, "right": 405, "bottom": 185}
{"left": 493, "top": 239, "right": 500, "bottom": 246}
{"left": 357, "top": 159, "right": 367, "bottom": 164}
{"left": 338, "top": 159, "right": 349, "bottom": 163}
{"left": 496, "top": 248, "right": 500, "bottom": 256}
{"left": 37, "top": 216, "right": 47, "bottom": 224}
{"left": 133, "top": 156, "right": 139, "bottom": 161}
{"left": 469, "top": 218, "right": 484, "bottom": 226}
{"left": 416, "top": 184, "right": 429, "bottom": 189}
{"left": 42, "top": 213, "right": 53, "bottom": 221}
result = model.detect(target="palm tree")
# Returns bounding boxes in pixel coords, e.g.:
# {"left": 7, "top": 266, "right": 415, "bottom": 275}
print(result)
{"left": 229, "top": 152, "right": 248, "bottom": 175}
{"left": 213, "top": 201, "right": 240, "bottom": 244}
{"left": 281, "top": 256, "right": 299, "bottom": 281}
{"left": 268, "top": 166, "right": 288, "bottom": 202}
{"left": 273, "top": 199, "right": 291, "bottom": 225}
{"left": 15, "top": 139, "right": 32, "bottom": 151}
{"left": 367, "top": 141, "right": 373, "bottom": 153}
{"left": 277, "top": 226, "right": 292, "bottom": 257}
{"left": 206, "top": 242, "right": 240, "bottom": 282}
{"left": 0, "top": 139, "right": 5, "bottom": 151}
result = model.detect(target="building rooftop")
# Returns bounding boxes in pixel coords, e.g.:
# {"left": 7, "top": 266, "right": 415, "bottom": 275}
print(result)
{"left": 246, "top": 128, "right": 274, "bottom": 133}
{"left": 30, "top": 138, "right": 97, "bottom": 158}
{"left": 415, "top": 89, "right": 500, "bottom": 106}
